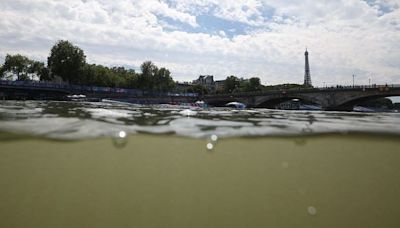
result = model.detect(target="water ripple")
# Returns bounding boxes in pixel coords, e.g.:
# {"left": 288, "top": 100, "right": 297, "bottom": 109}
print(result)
{"left": 0, "top": 101, "right": 399, "bottom": 140}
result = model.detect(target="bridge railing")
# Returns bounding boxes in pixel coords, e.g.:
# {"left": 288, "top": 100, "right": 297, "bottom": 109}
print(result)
{"left": 204, "top": 84, "right": 400, "bottom": 98}
{"left": 315, "top": 84, "right": 400, "bottom": 90}
{"left": 0, "top": 80, "right": 199, "bottom": 97}
{"left": 3, "top": 80, "right": 398, "bottom": 99}
{"left": 0, "top": 80, "right": 69, "bottom": 89}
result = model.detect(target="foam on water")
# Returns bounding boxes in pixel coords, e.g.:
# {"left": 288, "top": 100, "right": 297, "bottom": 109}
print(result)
{"left": 0, "top": 101, "right": 399, "bottom": 140}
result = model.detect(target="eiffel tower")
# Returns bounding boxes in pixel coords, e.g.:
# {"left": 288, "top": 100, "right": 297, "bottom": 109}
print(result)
{"left": 304, "top": 49, "right": 312, "bottom": 87}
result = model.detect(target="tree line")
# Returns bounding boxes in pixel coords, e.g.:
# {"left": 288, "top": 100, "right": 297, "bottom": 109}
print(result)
{"left": 0, "top": 40, "right": 176, "bottom": 92}
{"left": 0, "top": 54, "right": 49, "bottom": 81}
{"left": 191, "top": 76, "right": 309, "bottom": 94}
{"left": 222, "top": 76, "right": 262, "bottom": 93}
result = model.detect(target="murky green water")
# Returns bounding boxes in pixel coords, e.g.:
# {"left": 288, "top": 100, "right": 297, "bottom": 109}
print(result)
{"left": 0, "top": 101, "right": 400, "bottom": 227}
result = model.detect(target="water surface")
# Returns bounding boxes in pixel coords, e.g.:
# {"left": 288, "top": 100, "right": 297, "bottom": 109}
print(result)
{"left": 0, "top": 100, "right": 399, "bottom": 139}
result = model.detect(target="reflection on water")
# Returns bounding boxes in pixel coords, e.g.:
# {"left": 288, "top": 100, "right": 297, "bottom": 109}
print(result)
{"left": 0, "top": 100, "right": 399, "bottom": 139}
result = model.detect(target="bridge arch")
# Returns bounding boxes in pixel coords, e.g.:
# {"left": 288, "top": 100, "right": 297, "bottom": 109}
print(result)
{"left": 332, "top": 93, "right": 400, "bottom": 111}
{"left": 205, "top": 97, "right": 249, "bottom": 107}
{"left": 255, "top": 95, "right": 321, "bottom": 108}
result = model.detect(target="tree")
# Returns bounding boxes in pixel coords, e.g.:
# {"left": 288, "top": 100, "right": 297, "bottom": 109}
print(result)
{"left": 3, "top": 54, "right": 31, "bottom": 80}
{"left": 187, "top": 84, "right": 208, "bottom": 95}
{"left": 39, "top": 67, "right": 51, "bottom": 81}
{"left": 28, "top": 61, "right": 50, "bottom": 81}
{"left": 155, "top": 67, "right": 175, "bottom": 92}
{"left": 138, "top": 61, "right": 157, "bottom": 90}
{"left": 248, "top": 77, "right": 261, "bottom": 91}
{"left": 240, "top": 77, "right": 262, "bottom": 92}
{"left": 47, "top": 40, "right": 86, "bottom": 84}
{"left": 224, "top": 75, "right": 240, "bottom": 93}
{"left": 2, "top": 54, "right": 49, "bottom": 81}
{"left": 124, "top": 73, "right": 138, "bottom": 88}
{"left": 134, "top": 61, "right": 177, "bottom": 92}
{"left": 0, "top": 65, "right": 4, "bottom": 79}
{"left": 79, "top": 64, "right": 138, "bottom": 88}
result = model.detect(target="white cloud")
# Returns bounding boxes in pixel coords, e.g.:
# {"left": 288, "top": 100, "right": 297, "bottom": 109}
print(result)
{"left": 0, "top": 0, "right": 399, "bottom": 86}
{"left": 167, "top": 0, "right": 269, "bottom": 26}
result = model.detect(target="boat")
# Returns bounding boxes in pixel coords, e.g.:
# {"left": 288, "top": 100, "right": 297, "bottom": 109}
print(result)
{"left": 194, "top": 100, "right": 208, "bottom": 108}
{"left": 226, "top": 102, "right": 246, "bottom": 109}
{"left": 66, "top": 94, "right": 101, "bottom": 102}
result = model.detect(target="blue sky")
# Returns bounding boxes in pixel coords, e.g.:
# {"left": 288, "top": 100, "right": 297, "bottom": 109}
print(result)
{"left": 0, "top": 0, "right": 399, "bottom": 87}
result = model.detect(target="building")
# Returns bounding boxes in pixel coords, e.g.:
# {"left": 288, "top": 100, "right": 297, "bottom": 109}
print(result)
{"left": 189, "top": 75, "right": 226, "bottom": 93}
{"left": 193, "top": 75, "right": 215, "bottom": 91}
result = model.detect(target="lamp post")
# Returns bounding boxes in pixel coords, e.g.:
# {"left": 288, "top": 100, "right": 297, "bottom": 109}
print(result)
{"left": 369, "top": 78, "right": 371, "bottom": 87}
{"left": 352, "top": 74, "right": 355, "bottom": 87}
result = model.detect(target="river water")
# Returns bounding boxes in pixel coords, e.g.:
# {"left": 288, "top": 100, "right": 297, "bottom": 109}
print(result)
{"left": 1, "top": 100, "right": 400, "bottom": 228}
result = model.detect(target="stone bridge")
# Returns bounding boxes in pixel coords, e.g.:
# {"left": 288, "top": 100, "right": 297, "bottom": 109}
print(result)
{"left": 204, "top": 85, "right": 400, "bottom": 111}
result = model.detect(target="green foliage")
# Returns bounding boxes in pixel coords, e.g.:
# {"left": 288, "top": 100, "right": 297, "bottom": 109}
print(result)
{"left": 0, "top": 65, "right": 4, "bottom": 79}
{"left": 18, "top": 74, "right": 30, "bottom": 81}
{"left": 39, "top": 67, "right": 51, "bottom": 81}
{"left": 224, "top": 75, "right": 241, "bottom": 93}
{"left": 80, "top": 64, "right": 138, "bottom": 88}
{"left": 240, "top": 77, "right": 262, "bottom": 92}
{"left": 137, "top": 61, "right": 157, "bottom": 90}
{"left": 248, "top": 77, "right": 262, "bottom": 90}
{"left": 187, "top": 84, "right": 208, "bottom": 95}
{"left": 47, "top": 40, "right": 86, "bottom": 84}
{"left": 79, "top": 61, "right": 174, "bottom": 91}
{"left": 136, "top": 61, "right": 175, "bottom": 92}
{"left": 28, "top": 61, "right": 43, "bottom": 74}
{"left": 223, "top": 76, "right": 262, "bottom": 93}
{"left": 2, "top": 41, "right": 176, "bottom": 92}
{"left": 3, "top": 54, "right": 30, "bottom": 80}
{"left": 2, "top": 54, "right": 47, "bottom": 81}
{"left": 154, "top": 67, "right": 175, "bottom": 92}
{"left": 29, "top": 61, "right": 50, "bottom": 81}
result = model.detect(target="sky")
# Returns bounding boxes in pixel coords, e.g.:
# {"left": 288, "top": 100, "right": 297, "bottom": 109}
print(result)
{"left": 0, "top": 0, "right": 399, "bottom": 87}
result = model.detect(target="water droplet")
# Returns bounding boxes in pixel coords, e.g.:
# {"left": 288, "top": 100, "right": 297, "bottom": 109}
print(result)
{"left": 210, "top": 134, "right": 218, "bottom": 142}
{"left": 307, "top": 206, "right": 317, "bottom": 215}
{"left": 118, "top": 131, "right": 126, "bottom": 138}
{"left": 113, "top": 130, "right": 128, "bottom": 148}
{"left": 206, "top": 143, "right": 214, "bottom": 151}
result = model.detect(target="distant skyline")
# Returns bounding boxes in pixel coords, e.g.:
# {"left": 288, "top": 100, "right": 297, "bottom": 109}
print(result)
{"left": 0, "top": 0, "right": 399, "bottom": 86}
